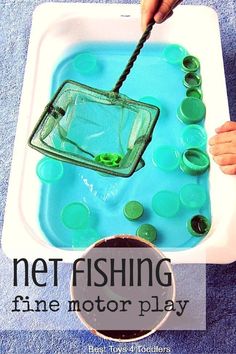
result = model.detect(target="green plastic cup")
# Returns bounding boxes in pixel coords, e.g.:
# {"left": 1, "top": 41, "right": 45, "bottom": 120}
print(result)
{"left": 73, "top": 52, "right": 97, "bottom": 74}
{"left": 61, "top": 202, "right": 90, "bottom": 230}
{"left": 152, "top": 190, "right": 180, "bottom": 218}
{"left": 180, "top": 148, "right": 210, "bottom": 176}
{"left": 186, "top": 88, "right": 202, "bottom": 99}
{"left": 163, "top": 44, "right": 188, "bottom": 65}
{"left": 183, "top": 73, "right": 201, "bottom": 88}
{"left": 177, "top": 97, "right": 206, "bottom": 124}
{"left": 181, "top": 124, "right": 207, "bottom": 148}
{"left": 182, "top": 55, "right": 200, "bottom": 72}
{"left": 153, "top": 145, "right": 180, "bottom": 171}
{"left": 36, "top": 157, "right": 63, "bottom": 183}
{"left": 136, "top": 224, "right": 157, "bottom": 243}
{"left": 187, "top": 215, "right": 211, "bottom": 236}
{"left": 123, "top": 201, "right": 144, "bottom": 221}
{"left": 180, "top": 184, "right": 207, "bottom": 209}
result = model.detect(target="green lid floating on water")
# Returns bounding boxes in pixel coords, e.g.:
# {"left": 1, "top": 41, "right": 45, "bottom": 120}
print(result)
{"left": 180, "top": 184, "right": 207, "bottom": 209}
{"left": 73, "top": 52, "right": 97, "bottom": 74}
{"left": 180, "top": 148, "right": 210, "bottom": 176}
{"left": 61, "top": 202, "right": 90, "bottom": 230}
{"left": 136, "top": 224, "right": 157, "bottom": 243}
{"left": 177, "top": 97, "right": 206, "bottom": 124}
{"left": 152, "top": 190, "right": 180, "bottom": 218}
{"left": 181, "top": 124, "right": 207, "bottom": 148}
{"left": 186, "top": 87, "right": 202, "bottom": 99}
{"left": 187, "top": 215, "right": 211, "bottom": 236}
{"left": 36, "top": 157, "right": 63, "bottom": 183}
{"left": 153, "top": 145, "right": 180, "bottom": 171}
{"left": 182, "top": 55, "right": 200, "bottom": 73}
{"left": 163, "top": 44, "right": 188, "bottom": 65}
{"left": 123, "top": 201, "right": 144, "bottom": 221}
{"left": 183, "top": 72, "right": 201, "bottom": 88}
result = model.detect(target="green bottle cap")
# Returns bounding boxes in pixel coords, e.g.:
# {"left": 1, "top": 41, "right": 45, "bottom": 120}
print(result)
{"left": 187, "top": 215, "right": 211, "bottom": 236}
{"left": 123, "top": 201, "right": 144, "bottom": 221}
{"left": 181, "top": 124, "right": 207, "bottom": 148}
{"left": 186, "top": 87, "right": 202, "bottom": 99}
{"left": 182, "top": 55, "right": 200, "bottom": 72}
{"left": 163, "top": 44, "right": 188, "bottom": 65}
{"left": 177, "top": 97, "right": 206, "bottom": 124}
{"left": 136, "top": 224, "right": 157, "bottom": 243}
{"left": 72, "top": 228, "right": 100, "bottom": 248}
{"left": 183, "top": 72, "right": 201, "bottom": 88}
{"left": 180, "top": 148, "right": 210, "bottom": 176}
{"left": 153, "top": 145, "right": 180, "bottom": 171}
{"left": 180, "top": 184, "right": 207, "bottom": 209}
{"left": 36, "top": 157, "right": 63, "bottom": 183}
{"left": 61, "top": 202, "right": 90, "bottom": 230}
{"left": 73, "top": 53, "right": 97, "bottom": 74}
{"left": 95, "top": 153, "right": 122, "bottom": 167}
{"left": 152, "top": 191, "right": 180, "bottom": 218}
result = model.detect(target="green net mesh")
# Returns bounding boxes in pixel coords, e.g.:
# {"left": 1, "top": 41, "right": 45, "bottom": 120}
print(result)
{"left": 29, "top": 80, "right": 160, "bottom": 177}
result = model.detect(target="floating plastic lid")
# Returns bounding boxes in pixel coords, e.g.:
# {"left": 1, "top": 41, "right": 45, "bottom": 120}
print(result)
{"left": 61, "top": 202, "right": 90, "bottom": 229}
{"left": 180, "top": 148, "right": 210, "bottom": 176}
{"left": 36, "top": 157, "right": 63, "bottom": 183}
{"left": 183, "top": 72, "right": 201, "bottom": 88}
{"left": 123, "top": 201, "right": 144, "bottom": 221}
{"left": 181, "top": 124, "right": 207, "bottom": 148}
{"left": 186, "top": 87, "right": 202, "bottom": 100}
{"left": 187, "top": 215, "right": 211, "bottom": 236}
{"left": 152, "top": 190, "right": 180, "bottom": 218}
{"left": 163, "top": 44, "right": 188, "bottom": 65}
{"left": 73, "top": 52, "right": 97, "bottom": 74}
{"left": 136, "top": 224, "right": 157, "bottom": 243}
{"left": 153, "top": 145, "right": 180, "bottom": 171}
{"left": 182, "top": 55, "right": 200, "bottom": 73}
{"left": 177, "top": 97, "right": 206, "bottom": 124}
{"left": 180, "top": 184, "right": 207, "bottom": 209}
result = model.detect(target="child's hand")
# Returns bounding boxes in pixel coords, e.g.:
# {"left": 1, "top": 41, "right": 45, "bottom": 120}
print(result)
{"left": 141, "top": 0, "right": 182, "bottom": 31}
{"left": 209, "top": 121, "right": 236, "bottom": 175}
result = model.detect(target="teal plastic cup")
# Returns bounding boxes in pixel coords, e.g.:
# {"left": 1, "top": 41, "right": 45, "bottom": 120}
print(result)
{"left": 61, "top": 202, "right": 90, "bottom": 230}
{"left": 181, "top": 124, "right": 207, "bottom": 148}
{"left": 152, "top": 190, "right": 180, "bottom": 218}
{"left": 180, "top": 184, "right": 207, "bottom": 209}
{"left": 36, "top": 157, "right": 63, "bottom": 183}
{"left": 162, "top": 44, "right": 188, "bottom": 65}
{"left": 180, "top": 148, "right": 210, "bottom": 176}
{"left": 153, "top": 145, "right": 180, "bottom": 171}
{"left": 73, "top": 52, "right": 97, "bottom": 74}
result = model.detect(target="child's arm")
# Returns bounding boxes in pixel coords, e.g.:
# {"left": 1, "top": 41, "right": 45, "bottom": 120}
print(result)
{"left": 141, "top": 0, "right": 182, "bottom": 30}
{"left": 209, "top": 121, "right": 236, "bottom": 175}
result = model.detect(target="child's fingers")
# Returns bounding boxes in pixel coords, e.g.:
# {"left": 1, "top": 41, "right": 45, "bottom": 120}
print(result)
{"left": 215, "top": 121, "right": 236, "bottom": 133}
{"left": 209, "top": 131, "right": 236, "bottom": 145}
{"left": 220, "top": 164, "right": 236, "bottom": 175}
{"left": 141, "top": 0, "right": 161, "bottom": 31}
{"left": 209, "top": 142, "right": 236, "bottom": 156}
{"left": 213, "top": 154, "right": 236, "bottom": 166}
{"left": 154, "top": 0, "right": 179, "bottom": 23}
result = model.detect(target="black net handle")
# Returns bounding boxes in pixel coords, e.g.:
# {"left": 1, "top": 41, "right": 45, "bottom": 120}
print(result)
{"left": 112, "top": 19, "right": 156, "bottom": 94}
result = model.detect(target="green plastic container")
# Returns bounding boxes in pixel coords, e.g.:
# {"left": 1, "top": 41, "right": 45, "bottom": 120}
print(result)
{"left": 152, "top": 190, "right": 180, "bottom": 218}
{"left": 153, "top": 145, "right": 180, "bottom": 171}
{"left": 181, "top": 124, "right": 207, "bottom": 148}
{"left": 163, "top": 44, "right": 188, "bottom": 65}
{"left": 136, "top": 224, "right": 157, "bottom": 243}
{"left": 177, "top": 97, "right": 206, "bottom": 124}
{"left": 182, "top": 55, "right": 200, "bottom": 73}
{"left": 61, "top": 202, "right": 90, "bottom": 230}
{"left": 180, "top": 184, "right": 207, "bottom": 209}
{"left": 187, "top": 215, "right": 211, "bottom": 236}
{"left": 123, "top": 201, "right": 144, "bottom": 221}
{"left": 183, "top": 73, "right": 201, "bottom": 88}
{"left": 36, "top": 157, "right": 63, "bottom": 183}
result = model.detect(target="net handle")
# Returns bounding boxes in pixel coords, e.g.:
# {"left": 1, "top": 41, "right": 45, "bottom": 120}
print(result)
{"left": 112, "top": 19, "right": 156, "bottom": 94}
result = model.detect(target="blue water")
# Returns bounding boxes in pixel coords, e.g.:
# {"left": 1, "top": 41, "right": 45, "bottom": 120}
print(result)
{"left": 38, "top": 41, "right": 211, "bottom": 250}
